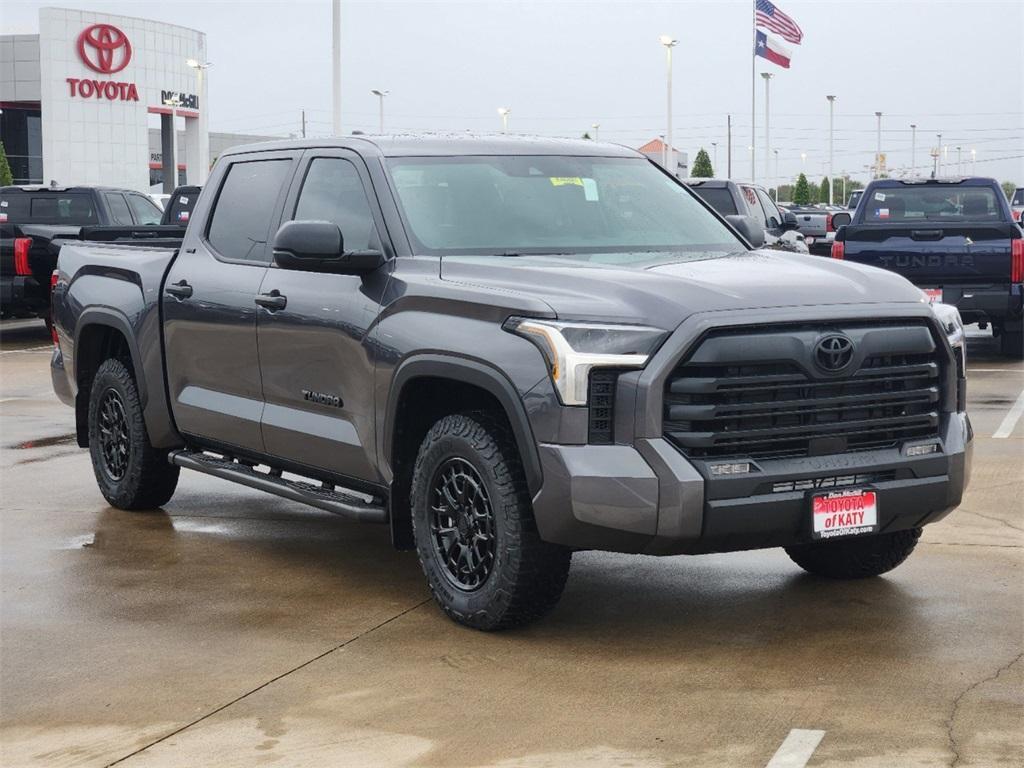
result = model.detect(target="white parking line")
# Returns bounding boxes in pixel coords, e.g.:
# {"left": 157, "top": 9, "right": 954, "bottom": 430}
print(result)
{"left": 970, "top": 368, "right": 1024, "bottom": 373}
{"left": 0, "top": 345, "right": 52, "bottom": 355}
{"left": 765, "top": 729, "right": 826, "bottom": 768}
{"left": 993, "top": 388, "right": 1024, "bottom": 439}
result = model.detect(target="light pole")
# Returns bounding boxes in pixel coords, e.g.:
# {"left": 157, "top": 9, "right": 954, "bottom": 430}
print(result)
{"left": 936, "top": 133, "right": 943, "bottom": 176}
{"left": 930, "top": 147, "right": 940, "bottom": 178}
{"left": 826, "top": 95, "right": 836, "bottom": 203}
{"left": 956, "top": 146, "right": 962, "bottom": 176}
{"left": 185, "top": 58, "right": 211, "bottom": 184}
{"left": 592, "top": 123, "right": 600, "bottom": 141}
{"left": 773, "top": 148, "right": 779, "bottom": 199}
{"left": 761, "top": 72, "right": 772, "bottom": 186}
{"left": 711, "top": 142, "right": 718, "bottom": 173}
{"left": 801, "top": 151, "right": 807, "bottom": 172}
{"left": 370, "top": 89, "right": 388, "bottom": 133}
{"left": 332, "top": 0, "right": 341, "bottom": 135}
{"left": 874, "top": 111, "right": 882, "bottom": 178}
{"left": 659, "top": 35, "right": 678, "bottom": 173}
{"left": 497, "top": 107, "right": 511, "bottom": 134}
{"left": 910, "top": 123, "right": 917, "bottom": 176}
{"left": 971, "top": 148, "right": 976, "bottom": 175}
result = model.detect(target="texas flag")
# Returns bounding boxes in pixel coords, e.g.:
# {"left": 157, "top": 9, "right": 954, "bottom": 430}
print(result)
{"left": 755, "top": 29, "right": 792, "bottom": 69}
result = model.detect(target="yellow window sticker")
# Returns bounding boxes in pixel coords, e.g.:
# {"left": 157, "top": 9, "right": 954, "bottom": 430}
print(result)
{"left": 549, "top": 177, "right": 583, "bottom": 187}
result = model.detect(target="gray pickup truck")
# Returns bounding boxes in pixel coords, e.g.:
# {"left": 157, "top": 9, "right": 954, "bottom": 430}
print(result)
{"left": 51, "top": 136, "right": 972, "bottom": 630}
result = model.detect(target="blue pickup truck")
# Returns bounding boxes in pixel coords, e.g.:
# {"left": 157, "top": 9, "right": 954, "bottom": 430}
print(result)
{"left": 831, "top": 177, "right": 1023, "bottom": 358}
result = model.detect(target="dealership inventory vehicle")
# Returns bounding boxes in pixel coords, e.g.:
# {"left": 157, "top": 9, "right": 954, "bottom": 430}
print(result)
{"left": 831, "top": 177, "right": 1023, "bottom": 357}
{"left": 787, "top": 205, "right": 835, "bottom": 255}
{"left": 0, "top": 184, "right": 171, "bottom": 322}
{"left": 1010, "top": 186, "right": 1024, "bottom": 225}
{"left": 848, "top": 189, "right": 865, "bottom": 210}
{"left": 685, "top": 178, "right": 808, "bottom": 253}
{"left": 51, "top": 136, "right": 972, "bottom": 630}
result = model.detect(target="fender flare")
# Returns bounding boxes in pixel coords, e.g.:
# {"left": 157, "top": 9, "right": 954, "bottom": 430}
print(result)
{"left": 383, "top": 354, "right": 543, "bottom": 496}
{"left": 74, "top": 308, "right": 148, "bottom": 407}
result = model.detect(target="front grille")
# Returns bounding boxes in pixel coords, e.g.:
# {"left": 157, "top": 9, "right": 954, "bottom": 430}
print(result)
{"left": 768, "top": 471, "right": 897, "bottom": 494}
{"left": 663, "top": 322, "right": 945, "bottom": 460}
{"left": 587, "top": 370, "right": 619, "bottom": 444}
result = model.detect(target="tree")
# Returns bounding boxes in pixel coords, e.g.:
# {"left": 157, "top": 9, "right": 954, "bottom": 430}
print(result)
{"left": 581, "top": 132, "right": 592, "bottom": 140}
{"left": 793, "top": 173, "right": 811, "bottom": 205}
{"left": 691, "top": 147, "right": 714, "bottom": 178}
{"left": 0, "top": 142, "right": 13, "bottom": 187}
{"left": 1002, "top": 181, "right": 1016, "bottom": 200}
{"left": 820, "top": 176, "right": 831, "bottom": 204}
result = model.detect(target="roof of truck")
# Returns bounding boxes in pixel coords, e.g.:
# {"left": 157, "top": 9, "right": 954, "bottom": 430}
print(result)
{"left": 222, "top": 133, "right": 641, "bottom": 159}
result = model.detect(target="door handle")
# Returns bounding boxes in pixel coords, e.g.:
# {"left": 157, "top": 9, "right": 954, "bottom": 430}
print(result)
{"left": 255, "top": 290, "right": 287, "bottom": 311}
{"left": 165, "top": 280, "right": 193, "bottom": 299}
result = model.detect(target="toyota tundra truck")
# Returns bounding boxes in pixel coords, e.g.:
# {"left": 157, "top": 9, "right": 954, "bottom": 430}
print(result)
{"left": 50, "top": 136, "right": 972, "bottom": 630}
{"left": 831, "top": 177, "right": 1023, "bottom": 357}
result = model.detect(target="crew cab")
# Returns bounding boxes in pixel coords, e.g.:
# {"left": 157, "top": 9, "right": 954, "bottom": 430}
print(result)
{"left": 684, "top": 179, "right": 808, "bottom": 253}
{"left": 0, "top": 185, "right": 168, "bottom": 322}
{"left": 51, "top": 136, "right": 972, "bottom": 630}
{"left": 831, "top": 177, "right": 1023, "bottom": 357}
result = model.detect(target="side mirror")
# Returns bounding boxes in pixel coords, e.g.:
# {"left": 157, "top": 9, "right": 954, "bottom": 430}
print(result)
{"left": 781, "top": 211, "right": 799, "bottom": 231}
{"left": 830, "top": 212, "right": 852, "bottom": 228}
{"left": 272, "top": 220, "right": 384, "bottom": 275}
{"left": 725, "top": 214, "right": 765, "bottom": 248}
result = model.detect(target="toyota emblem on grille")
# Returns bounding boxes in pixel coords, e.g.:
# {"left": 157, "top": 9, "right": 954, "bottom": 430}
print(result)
{"left": 814, "top": 334, "right": 855, "bottom": 373}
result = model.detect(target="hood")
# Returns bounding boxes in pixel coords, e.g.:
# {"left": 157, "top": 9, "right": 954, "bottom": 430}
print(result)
{"left": 439, "top": 250, "right": 926, "bottom": 330}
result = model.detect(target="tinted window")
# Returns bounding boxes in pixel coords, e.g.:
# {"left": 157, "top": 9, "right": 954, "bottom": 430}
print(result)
{"left": 0, "top": 192, "right": 98, "bottom": 224}
{"left": 690, "top": 187, "right": 738, "bottom": 216}
{"left": 862, "top": 185, "right": 1003, "bottom": 222}
{"left": 164, "top": 186, "right": 201, "bottom": 225}
{"left": 740, "top": 186, "right": 768, "bottom": 228}
{"left": 127, "top": 193, "right": 162, "bottom": 225}
{"left": 387, "top": 156, "right": 741, "bottom": 256}
{"left": 294, "top": 158, "right": 378, "bottom": 251}
{"left": 1012, "top": 189, "right": 1024, "bottom": 206}
{"left": 207, "top": 159, "right": 291, "bottom": 262}
{"left": 755, "top": 188, "right": 781, "bottom": 228}
{"left": 104, "top": 193, "right": 133, "bottom": 225}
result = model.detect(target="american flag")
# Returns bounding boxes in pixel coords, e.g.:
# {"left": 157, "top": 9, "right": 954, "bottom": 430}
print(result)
{"left": 755, "top": 0, "right": 803, "bottom": 45}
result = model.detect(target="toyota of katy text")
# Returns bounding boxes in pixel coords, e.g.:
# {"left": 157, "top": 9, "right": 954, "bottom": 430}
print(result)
{"left": 50, "top": 136, "right": 973, "bottom": 630}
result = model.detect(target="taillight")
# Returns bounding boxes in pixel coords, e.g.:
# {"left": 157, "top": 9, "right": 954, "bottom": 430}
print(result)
{"left": 825, "top": 213, "right": 834, "bottom": 233}
{"left": 831, "top": 240, "right": 845, "bottom": 260}
{"left": 50, "top": 271, "right": 59, "bottom": 345}
{"left": 13, "top": 238, "right": 32, "bottom": 276}
{"left": 1012, "top": 238, "right": 1024, "bottom": 283}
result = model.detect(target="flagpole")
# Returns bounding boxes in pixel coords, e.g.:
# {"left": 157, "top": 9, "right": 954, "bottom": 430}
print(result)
{"left": 751, "top": 0, "right": 756, "bottom": 182}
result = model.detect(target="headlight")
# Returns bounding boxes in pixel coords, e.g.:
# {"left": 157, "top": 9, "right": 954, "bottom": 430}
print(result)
{"left": 505, "top": 318, "right": 668, "bottom": 405}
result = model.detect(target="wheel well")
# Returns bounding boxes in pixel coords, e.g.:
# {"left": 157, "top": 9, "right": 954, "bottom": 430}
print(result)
{"left": 74, "top": 324, "right": 132, "bottom": 447}
{"left": 389, "top": 377, "right": 513, "bottom": 550}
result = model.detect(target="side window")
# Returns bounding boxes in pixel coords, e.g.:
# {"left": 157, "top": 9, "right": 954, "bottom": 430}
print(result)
{"left": 755, "top": 188, "right": 781, "bottom": 229}
{"left": 207, "top": 158, "right": 292, "bottom": 262}
{"left": 740, "top": 185, "right": 768, "bottom": 228}
{"left": 127, "top": 194, "right": 162, "bottom": 225}
{"left": 104, "top": 193, "right": 133, "bottom": 226}
{"left": 293, "top": 157, "right": 378, "bottom": 251}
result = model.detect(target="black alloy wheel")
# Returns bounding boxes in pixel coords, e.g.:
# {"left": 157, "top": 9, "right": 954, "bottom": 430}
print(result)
{"left": 97, "top": 387, "right": 131, "bottom": 481}
{"left": 430, "top": 457, "right": 497, "bottom": 591}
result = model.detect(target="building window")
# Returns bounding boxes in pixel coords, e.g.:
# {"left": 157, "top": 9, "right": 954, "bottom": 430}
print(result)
{"left": 1, "top": 104, "right": 43, "bottom": 184}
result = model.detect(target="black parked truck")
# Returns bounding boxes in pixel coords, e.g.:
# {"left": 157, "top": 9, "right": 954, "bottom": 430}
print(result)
{"left": 831, "top": 177, "right": 1024, "bottom": 358}
{"left": 0, "top": 185, "right": 177, "bottom": 324}
{"left": 51, "top": 136, "right": 972, "bottom": 630}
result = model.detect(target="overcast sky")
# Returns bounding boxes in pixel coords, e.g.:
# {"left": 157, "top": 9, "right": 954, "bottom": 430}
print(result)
{"left": 5, "top": 0, "right": 1023, "bottom": 187}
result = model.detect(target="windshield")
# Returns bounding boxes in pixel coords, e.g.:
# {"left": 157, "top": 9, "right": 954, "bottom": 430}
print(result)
{"left": 386, "top": 155, "right": 742, "bottom": 256}
{"left": 0, "top": 192, "right": 99, "bottom": 225}
{"left": 862, "top": 185, "right": 1004, "bottom": 222}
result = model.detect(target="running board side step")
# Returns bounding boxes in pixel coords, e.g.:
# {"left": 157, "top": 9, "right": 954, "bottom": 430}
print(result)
{"left": 168, "top": 450, "right": 388, "bottom": 524}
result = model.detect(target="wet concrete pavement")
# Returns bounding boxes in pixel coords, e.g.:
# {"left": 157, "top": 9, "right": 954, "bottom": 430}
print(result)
{"left": 1, "top": 319, "right": 1021, "bottom": 767}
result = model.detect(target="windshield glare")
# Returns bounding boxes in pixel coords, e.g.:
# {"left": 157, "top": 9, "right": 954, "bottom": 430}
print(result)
{"left": 386, "top": 155, "right": 742, "bottom": 257}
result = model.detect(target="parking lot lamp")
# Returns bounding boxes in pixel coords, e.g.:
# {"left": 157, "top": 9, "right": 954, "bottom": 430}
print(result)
{"left": 956, "top": 146, "right": 962, "bottom": 176}
{"left": 874, "top": 111, "right": 882, "bottom": 178}
{"left": 970, "top": 148, "right": 976, "bottom": 175}
{"left": 497, "top": 107, "right": 511, "bottom": 134}
{"left": 826, "top": 96, "right": 836, "bottom": 203}
{"left": 936, "top": 133, "right": 943, "bottom": 176}
{"left": 592, "top": 123, "right": 600, "bottom": 141}
{"left": 773, "top": 149, "right": 779, "bottom": 198}
{"left": 711, "top": 141, "right": 718, "bottom": 171}
{"left": 185, "top": 59, "right": 211, "bottom": 184}
{"left": 371, "top": 89, "right": 388, "bottom": 133}
{"left": 761, "top": 73, "right": 773, "bottom": 186}
{"left": 910, "top": 124, "right": 917, "bottom": 176}
{"left": 658, "top": 36, "right": 678, "bottom": 172}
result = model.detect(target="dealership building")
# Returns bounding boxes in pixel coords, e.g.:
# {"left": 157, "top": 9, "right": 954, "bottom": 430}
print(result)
{"left": 1, "top": 8, "right": 270, "bottom": 192}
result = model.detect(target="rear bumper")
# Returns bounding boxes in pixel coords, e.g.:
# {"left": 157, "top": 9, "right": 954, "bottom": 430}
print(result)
{"left": 937, "top": 283, "right": 1023, "bottom": 328}
{"left": 531, "top": 412, "right": 972, "bottom": 556}
{"left": 1, "top": 275, "right": 41, "bottom": 316}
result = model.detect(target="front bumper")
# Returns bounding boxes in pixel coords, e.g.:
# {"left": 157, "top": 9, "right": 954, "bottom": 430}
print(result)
{"left": 531, "top": 412, "right": 972, "bottom": 555}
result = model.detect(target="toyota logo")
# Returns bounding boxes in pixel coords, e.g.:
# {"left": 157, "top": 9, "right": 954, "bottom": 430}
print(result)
{"left": 814, "top": 334, "right": 855, "bottom": 373}
{"left": 77, "top": 24, "right": 132, "bottom": 75}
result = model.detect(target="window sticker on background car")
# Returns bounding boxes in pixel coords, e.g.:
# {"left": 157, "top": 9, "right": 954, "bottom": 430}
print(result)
{"left": 874, "top": 192, "right": 886, "bottom": 201}
{"left": 874, "top": 208, "right": 890, "bottom": 219}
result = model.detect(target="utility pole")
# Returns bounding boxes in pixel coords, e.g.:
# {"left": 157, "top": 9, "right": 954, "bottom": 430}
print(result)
{"left": 659, "top": 36, "right": 678, "bottom": 173}
{"left": 331, "top": 0, "right": 342, "bottom": 135}
{"left": 762, "top": 72, "right": 772, "bottom": 186}
{"left": 301, "top": 110, "right": 306, "bottom": 138}
{"left": 874, "top": 111, "right": 882, "bottom": 178}
{"left": 910, "top": 123, "right": 917, "bottom": 176}
{"left": 727, "top": 114, "right": 732, "bottom": 179}
{"left": 826, "top": 95, "right": 836, "bottom": 204}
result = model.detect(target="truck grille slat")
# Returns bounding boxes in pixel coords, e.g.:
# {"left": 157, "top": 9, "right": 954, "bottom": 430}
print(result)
{"left": 663, "top": 322, "right": 945, "bottom": 460}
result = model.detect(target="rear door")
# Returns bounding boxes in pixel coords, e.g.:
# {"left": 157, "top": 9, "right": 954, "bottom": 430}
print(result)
{"left": 163, "top": 151, "right": 299, "bottom": 453}
{"left": 255, "top": 149, "right": 391, "bottom": 483}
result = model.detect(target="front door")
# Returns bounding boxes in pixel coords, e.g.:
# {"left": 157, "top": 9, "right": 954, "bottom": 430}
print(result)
{"left": 163, "top": 151, "right": 297, "bottom": 453}
{"left": 255, "top": 150, "right": 391, "bottom": 484}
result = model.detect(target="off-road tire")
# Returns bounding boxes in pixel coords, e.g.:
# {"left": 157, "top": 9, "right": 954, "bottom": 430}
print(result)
{"left": 999, "top": 328, "right": 1023, "bottom": 359}
{"left": 785, "top": 527, "right": 922, "bottom": 579}
{"left": 411, "top": 413, "right": 572, "bottom": 630}
{"left": 88, "top": 358, "right": 179, "bottom": 510}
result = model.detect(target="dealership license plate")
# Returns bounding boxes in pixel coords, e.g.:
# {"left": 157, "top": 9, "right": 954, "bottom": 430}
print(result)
{"left": 922, "top": 288, "right": 943, "bottom": 304}
{"left": 811, "top": 489, "right": 879, "bottom": 540}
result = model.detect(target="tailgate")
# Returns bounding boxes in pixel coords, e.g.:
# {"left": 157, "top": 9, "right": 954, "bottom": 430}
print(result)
{"left": 841, "top": 223, "right": 1016, "bottom": 285}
